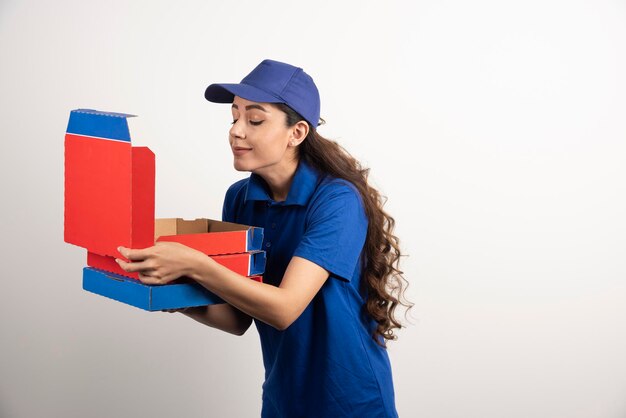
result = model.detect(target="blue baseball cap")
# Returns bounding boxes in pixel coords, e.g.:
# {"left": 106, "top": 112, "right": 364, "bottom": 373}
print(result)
{"left": 204, "top": 59, "right": 321, "bottom": 128}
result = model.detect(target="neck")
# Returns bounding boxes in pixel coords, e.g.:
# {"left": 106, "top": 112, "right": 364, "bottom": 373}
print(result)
{"left": 254, "top": 157, "right": 299, "bottom": 202}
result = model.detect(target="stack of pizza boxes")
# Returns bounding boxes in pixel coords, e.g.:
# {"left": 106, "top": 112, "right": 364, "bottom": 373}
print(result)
{"left": 64, "top": 109, "right": 265, "bottom": 311}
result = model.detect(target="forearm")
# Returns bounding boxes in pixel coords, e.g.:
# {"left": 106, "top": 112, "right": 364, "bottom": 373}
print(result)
{"left": 180, "top": 303, "right": 252, "bottom": 336}
{"left": 188, "top": 255, "right": 293, "bottom": 330}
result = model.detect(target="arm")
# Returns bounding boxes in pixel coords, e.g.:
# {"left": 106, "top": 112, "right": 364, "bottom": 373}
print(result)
{"left": 119, "top": 248, "right": 324, "bottom": 333}
{"left": 118, "top": 183, "right": 364, "bottom": 331}
{"left": 178, "top": 303, "right": 253, "bottom": 336}
{"left": 188, "top": 254, "right": 330, "bottom": 331}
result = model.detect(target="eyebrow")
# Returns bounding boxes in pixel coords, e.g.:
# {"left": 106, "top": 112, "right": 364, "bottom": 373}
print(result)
{"left": 231, "top": 104, "right": 269, "bottom": 112}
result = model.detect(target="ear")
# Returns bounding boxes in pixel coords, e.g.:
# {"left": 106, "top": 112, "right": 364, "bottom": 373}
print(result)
{"left": 289, "top": 120, "right": 309, "bottom": 147}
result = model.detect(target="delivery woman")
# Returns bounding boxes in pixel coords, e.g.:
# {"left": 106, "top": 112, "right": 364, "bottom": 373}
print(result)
{"left": 115, "top": 59, "right": 411, "bottom": 418}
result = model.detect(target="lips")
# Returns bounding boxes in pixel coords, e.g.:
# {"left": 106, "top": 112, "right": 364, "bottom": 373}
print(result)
{"left": 233, "top": 146, "right": 252, "bottom": 156}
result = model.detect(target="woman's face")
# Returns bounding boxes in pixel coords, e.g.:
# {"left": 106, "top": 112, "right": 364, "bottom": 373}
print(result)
{"left": 229, "top": 95, "right": 298, "bottom": 173}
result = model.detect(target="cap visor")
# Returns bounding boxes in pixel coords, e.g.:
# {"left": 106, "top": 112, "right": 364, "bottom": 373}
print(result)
{"left": 205, "top": 83, "right": 284, "bottom": 104}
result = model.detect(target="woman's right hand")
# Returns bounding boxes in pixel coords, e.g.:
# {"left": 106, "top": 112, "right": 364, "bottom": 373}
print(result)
{"left": 161, "top": 306, "right": 208, "bottom": 316}
{"left": 160, "top": 304, "right": 251, "bottom": 335}
{"left": 161, "top": 307, "right": 192, "bottom": 314}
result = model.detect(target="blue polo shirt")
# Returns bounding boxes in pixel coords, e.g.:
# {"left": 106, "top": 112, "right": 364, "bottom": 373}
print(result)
{"left": 222, "top": 159, "right": 398, "bottom": 418}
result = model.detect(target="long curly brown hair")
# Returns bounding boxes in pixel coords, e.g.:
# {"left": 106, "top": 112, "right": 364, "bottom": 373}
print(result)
{"left": 276, "top": 103, "right": 413, "bottom": 347}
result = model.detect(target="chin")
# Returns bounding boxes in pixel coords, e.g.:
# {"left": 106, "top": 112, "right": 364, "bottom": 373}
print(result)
{"left": 233, "top": 160, "right": 253, "bottom": 172}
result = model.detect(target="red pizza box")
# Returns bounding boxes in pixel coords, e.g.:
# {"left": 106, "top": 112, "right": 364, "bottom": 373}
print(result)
{"left": 155, "top": 218, "right": 263, "bottom": 255}
{"left": 63, "top": 109, "right": 154, "bottom": 258}
{"left": 87, "top": 250, "right": 266, "bottom": 279}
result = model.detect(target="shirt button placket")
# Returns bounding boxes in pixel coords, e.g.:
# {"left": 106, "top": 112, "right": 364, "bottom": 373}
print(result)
{"left": 265, "top": 201, "right": 274, "bottom": 253}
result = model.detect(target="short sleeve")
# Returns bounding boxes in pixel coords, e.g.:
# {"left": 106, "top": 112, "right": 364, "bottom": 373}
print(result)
{"left": 292, "top": 182, "right": 368, "bottom": 282}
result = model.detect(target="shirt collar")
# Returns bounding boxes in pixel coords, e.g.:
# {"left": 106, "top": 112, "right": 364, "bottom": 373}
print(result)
{"left": 244, "top": 159, "right": 320, "bottom": 206}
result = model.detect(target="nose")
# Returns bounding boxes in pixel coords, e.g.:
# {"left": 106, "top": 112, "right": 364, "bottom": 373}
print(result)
{"left": 229, "top": 119, "right": 245, "bottom": 140}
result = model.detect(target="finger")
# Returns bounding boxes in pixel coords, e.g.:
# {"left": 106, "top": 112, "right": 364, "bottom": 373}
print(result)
{"left": 138, "top": 270, "right": 155, "bottom": 280}
{"left": 161, "top": 308, "right": 186, "bottom": 313}
{"left": 117, "top": 246, "right": 152, "bottom": 261}
{"left": 137, "top": 274, "right": 163, "bottom": 286}
{"left": 115, "top": 258, "right": 152, "bottom": 273}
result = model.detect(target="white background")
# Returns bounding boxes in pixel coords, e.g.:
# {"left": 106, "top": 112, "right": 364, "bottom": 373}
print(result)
{"left": 1, "top": 1, "right": 625, "bottom": 417}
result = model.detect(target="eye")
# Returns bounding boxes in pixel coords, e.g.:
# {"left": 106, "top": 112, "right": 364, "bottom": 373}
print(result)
{"left": 250, "top": 120, "right": 264, "bottom": 126}
{"left": 230, "top": 119, "right": 238, "bottom": 125}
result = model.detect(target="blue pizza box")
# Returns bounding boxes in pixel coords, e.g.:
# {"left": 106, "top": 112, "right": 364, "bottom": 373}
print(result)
{"left": 82, "top": 266, "right": 226, "bottom": 311}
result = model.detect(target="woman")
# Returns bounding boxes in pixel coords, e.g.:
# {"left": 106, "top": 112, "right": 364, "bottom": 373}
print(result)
{"left": 116, "top": 59, "right": 411, "bottom": 418}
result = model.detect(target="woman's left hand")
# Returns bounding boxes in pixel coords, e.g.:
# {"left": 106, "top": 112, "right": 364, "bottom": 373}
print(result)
{"left": 115, "top": 242, "right": 204, "bottom": 285}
